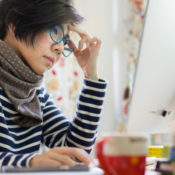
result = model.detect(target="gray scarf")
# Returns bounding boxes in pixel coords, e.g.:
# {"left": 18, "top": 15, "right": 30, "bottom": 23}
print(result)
{"left": 0, "top": 40, "right": 44, "bottom": 127}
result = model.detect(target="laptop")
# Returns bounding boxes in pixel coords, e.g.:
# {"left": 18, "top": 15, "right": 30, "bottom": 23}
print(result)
{"left": 1, "top": 165, "right": 103, "bottom": 175}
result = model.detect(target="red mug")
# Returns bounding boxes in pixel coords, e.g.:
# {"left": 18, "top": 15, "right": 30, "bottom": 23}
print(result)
{"left": 96, "top": 133, "right": 148, "bottom": 175}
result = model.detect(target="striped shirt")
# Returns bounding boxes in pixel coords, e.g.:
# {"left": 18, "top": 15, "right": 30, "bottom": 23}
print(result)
{"left": 0, "top": 78, "right": 107, "bottom": 168}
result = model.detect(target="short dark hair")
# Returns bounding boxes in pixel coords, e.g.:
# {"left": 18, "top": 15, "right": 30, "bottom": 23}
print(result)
{"left": 0, "top": 0, "right": 83, "bottom": 44}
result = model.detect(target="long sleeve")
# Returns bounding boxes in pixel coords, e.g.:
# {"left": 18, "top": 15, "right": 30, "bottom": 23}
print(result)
{"left": 0, "top": 152, "right": 37, "bottom": 168}
{"left": 0, "top": 88, "right": 41, "bottom": 168}
{"left": 0, "top": 78, "right": 106, "bottom": 168}
{"left": 42, "top": 78, "right": 107, "bottom": 153}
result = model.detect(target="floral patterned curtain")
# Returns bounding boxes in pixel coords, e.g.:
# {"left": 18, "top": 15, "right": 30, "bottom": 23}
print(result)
{"left": 118, "top": 0, "right": 148, "bottom": 131}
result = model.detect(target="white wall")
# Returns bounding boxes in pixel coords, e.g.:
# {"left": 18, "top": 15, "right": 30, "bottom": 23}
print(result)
{"left": 74, "top": 0, "right": 120, "bottom": 133}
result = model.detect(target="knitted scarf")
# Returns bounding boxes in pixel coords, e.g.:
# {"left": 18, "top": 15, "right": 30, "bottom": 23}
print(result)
{"left": 0, "top": 40, "right": 44, "bottom": 127}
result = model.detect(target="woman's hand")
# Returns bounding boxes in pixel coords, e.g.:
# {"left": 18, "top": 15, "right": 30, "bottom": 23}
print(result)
{"left": 69, "top": 25, "right": 101, "bottom": 81}
{"left": 30, "top": 147, "right": 93, "bottom": 167}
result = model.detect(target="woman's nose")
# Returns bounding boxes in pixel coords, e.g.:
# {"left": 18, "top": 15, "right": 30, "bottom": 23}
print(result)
{"left": 51, "top": 42, "right": 64, "bottom": 55}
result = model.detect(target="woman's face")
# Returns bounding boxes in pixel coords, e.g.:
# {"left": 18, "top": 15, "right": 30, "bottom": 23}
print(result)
{"left": 5, "top": 25, "right": 69, "bottom": 75}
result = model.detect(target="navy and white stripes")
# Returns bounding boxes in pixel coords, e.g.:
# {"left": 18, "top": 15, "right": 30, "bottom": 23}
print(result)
{"left": 0, "top": 78, "right": 107, "bottom": 168}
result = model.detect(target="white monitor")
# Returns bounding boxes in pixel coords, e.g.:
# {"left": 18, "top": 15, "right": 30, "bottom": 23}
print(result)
{"left": 127, "top": 0, "right": 175, "bottom": 133}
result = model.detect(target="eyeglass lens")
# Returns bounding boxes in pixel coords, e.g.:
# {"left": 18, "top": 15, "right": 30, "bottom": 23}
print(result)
{"left": 50, "top": 26, "right": 64, "bottom": 43}
{"left": 50, "top": 26, "right": 74, "bottom": 57}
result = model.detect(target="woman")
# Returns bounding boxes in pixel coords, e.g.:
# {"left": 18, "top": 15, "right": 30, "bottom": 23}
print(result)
{"left": 0, "top": 0, "right": 107, "bottom": 168}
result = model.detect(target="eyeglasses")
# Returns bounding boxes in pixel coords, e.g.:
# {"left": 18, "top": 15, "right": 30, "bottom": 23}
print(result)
{"left": 50, "top": 25, "right": 74, "bottom": 57}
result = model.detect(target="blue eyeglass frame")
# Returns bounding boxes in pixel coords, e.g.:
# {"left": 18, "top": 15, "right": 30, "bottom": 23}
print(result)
{"left": 50, "top": 25, "right": 74, "bottom": 57}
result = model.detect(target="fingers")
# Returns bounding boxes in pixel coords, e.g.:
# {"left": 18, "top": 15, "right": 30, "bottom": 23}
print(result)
{"left": 70, "top": 148, "right": 92, "bottom": 165}
{"left": 38, "top": 159, "right": 62, "bottom": 167}
{"left": 30, "top": 147, "right": 92, "bottom": 167}
{"left": 89, "top": 37, "right": 102, "bottom": 47}
{"left": 78, "top": 37, "right": 90, "bottom": 50}
{"left": 69, "top": 25, "right": 88, "bottom": 38}
{"left": 45, "top": 151, "right": 78, "bottom": 166}
{"left": 55, "top": 155, "right": 79, "bottom": 166}
{"left": 30, "top": 154, "right": 62, "bottom": 167}
{"left": 69, "top": 25, "right": 102, "bottom": 49}
{"left": 53, "top": 147, "right": 93, "bottom": 165}
{"left": 78, "top": 38, "right": 85, "bottom": 50}
{"left": 71, "top": 36, "right": 101, "bottom": 54}
{"left": 69, "top": 25, "right": 93, "bottom": 49}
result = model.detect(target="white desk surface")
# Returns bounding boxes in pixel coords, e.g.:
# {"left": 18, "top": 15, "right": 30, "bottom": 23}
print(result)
{"left": 145, "top": 171, "right": 161, "bottom": 175}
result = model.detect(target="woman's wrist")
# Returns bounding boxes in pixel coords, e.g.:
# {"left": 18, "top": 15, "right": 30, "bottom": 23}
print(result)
{"left": 84, "top": 70, "right": 98, "bottom": 81}
{"left": 29, "top": 154, "right": 40, "bottom": 167}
